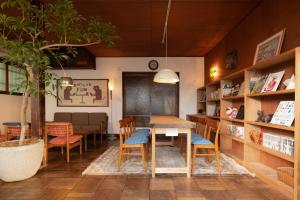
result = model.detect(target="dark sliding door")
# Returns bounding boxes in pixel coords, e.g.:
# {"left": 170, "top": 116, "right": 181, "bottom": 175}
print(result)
{"left": 123, "top": 72, "right": 179, "bottom": 127}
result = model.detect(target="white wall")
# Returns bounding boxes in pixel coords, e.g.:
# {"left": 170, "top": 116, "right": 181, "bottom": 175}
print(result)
{"left": 0, "top": 94, "right": 31, "bottom": 134}
{"left": 45, "top": 57, "right": 204, "bottom": 133}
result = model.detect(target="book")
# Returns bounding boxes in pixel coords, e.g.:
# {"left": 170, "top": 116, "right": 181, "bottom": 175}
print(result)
{"left": 235, "top": 105, "right": 244, "bottom": 120}
{"left": 251, "top": 75, "right": 268, "bottom": 94}
{"left": 261, "top": 70, "right": 285, "bottom": 92}
{"left": 207, "top": 104, "right": 216, "bottom": 116}
{"left": 270, "top": 101, "right": 295, "bottom": 126}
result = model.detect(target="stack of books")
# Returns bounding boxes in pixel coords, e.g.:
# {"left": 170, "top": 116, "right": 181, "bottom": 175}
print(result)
{"left": 226, "top": 124, "right": 244, "bottom": 139}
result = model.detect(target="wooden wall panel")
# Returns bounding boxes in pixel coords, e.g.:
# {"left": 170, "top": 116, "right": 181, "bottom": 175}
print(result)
{"left": 205, "top": 0, "right": 300, "bottom": 84}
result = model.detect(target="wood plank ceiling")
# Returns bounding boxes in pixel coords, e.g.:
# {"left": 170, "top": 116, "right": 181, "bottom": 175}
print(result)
{"left": 67, "top": 0, "right": 262, "bottom": 57}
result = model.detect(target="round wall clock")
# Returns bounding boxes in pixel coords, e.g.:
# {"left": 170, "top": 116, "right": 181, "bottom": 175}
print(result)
{"left": 148, "top": 60, "right": 159, "bottom": 70}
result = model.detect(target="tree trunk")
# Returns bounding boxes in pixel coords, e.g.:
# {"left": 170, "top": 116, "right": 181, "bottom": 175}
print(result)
{"left": 19, "top": 66, "right": 34, "bottom": 145}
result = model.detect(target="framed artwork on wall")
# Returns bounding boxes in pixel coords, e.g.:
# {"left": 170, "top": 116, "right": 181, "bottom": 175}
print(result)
{"left": 57, "top": 79, "right": 109, "bottom": 107}
{"left": 253, "top": 29, "right": 285, "bottom": 65}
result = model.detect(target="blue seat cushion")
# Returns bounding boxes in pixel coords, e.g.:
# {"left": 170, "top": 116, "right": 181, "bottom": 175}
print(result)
{"left": 192, "top": 134, "right": 213, "bottom": 145}
{"left": 132, "top": 129, "right": 150, "bottom": 137}
{"left": 124, "top": 133, "right": 148, "bottom": 145}
{"left": 181, "top": 132, "right": 203, "bottom": 138}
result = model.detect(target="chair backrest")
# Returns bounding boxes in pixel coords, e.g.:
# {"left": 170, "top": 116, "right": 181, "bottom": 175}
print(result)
{"left": 195, "top": 117, "right": 207, "bottom": 138}
{"left": 127, "top": 116, "right": 136, "bottom": 133}
{"left": 45, "top": 122, "right": 73, "bottom": 137}
{"left": 118, "top": 118, "right": 131, "bottom": 145}
{"left": 206, "top": 119, "right": 221, "bottom": 145}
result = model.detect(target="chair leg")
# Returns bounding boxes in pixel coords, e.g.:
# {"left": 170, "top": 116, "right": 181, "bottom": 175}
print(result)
{"left": 215, "top": 148, "right": 221, "bottom": 175}
{"left": 93, "top": 133, "right": 96, "bottom": 146}
{"left": 80, "top": 140, "right": 83, "bottom": 155}
{"left": 117, "top": 147, "right": 123, "bottom": 172}
{"left": 66, "top": 146, "right": 70, "bottom": 163}
{"left": 192, "top": 146, "right": 196, "bottom": 173}
{"left": 141, "top": 145, "right": 147, "bottom": 173}
{"left": 61, "top": 147, "right": 64, "bottom": 156}
{"left": 206, "top": 149, "right": 210, "bottom": 162}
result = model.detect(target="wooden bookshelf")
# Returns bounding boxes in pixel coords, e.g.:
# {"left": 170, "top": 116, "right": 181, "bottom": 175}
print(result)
{"left": 245, "top": 121, "right": 294, "bottom": 132}
{"left": 200, "top": 47, "right": 300, "bottom": 199}
{"left": 197, "top": 87, "right": 206, "bottom": 115}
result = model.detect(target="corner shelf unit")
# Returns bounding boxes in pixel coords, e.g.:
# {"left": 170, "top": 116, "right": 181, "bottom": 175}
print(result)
{"left": 196, "top": 47, "right": 300, "bottom": 199}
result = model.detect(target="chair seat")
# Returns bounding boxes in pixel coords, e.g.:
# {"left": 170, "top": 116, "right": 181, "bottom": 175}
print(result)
{"left": 49, "top": 135, "right": 83, "bottom": 145}
{"left": 192, "top": 134, "right": 212, "bottom": 145}
{"left": 181, "top": 132, "right": 203, "bottom": 138}
{"left": 132, "top": 129, "right": 151, "bottom": 137}
{"left": 124, "top": 133, "right": 148, "bottom": 145}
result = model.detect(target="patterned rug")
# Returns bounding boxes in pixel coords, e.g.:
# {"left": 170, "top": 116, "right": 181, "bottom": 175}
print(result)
{"left": 82, "top": 146, "right": 253, "bottom": 176}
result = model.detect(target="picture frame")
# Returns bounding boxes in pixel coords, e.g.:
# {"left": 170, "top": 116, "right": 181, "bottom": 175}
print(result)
{"left": 57, "top": 79, "right": 109, "bottom": 107}
{"left": 253, "top": 29, "right": 285, "bottom": 65}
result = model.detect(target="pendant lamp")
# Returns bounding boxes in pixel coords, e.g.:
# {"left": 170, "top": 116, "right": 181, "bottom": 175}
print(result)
{"left": 153, "top": 0, "right": 179, "bottom": 84}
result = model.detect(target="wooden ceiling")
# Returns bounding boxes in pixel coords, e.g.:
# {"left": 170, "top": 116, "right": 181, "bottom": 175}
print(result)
{"left": 47, "top": 0, "right": 262, "bottom": 57}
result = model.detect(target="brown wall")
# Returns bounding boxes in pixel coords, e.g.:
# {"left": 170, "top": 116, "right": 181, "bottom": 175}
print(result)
{"left": 205, "top": 0, "right": 300, "bottom": 84}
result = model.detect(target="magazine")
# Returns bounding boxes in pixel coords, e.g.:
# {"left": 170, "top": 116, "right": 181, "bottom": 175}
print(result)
{"left": 261, "top": 70, "right": 285, "bottom": 92}
{"left": 251, "top": 75, "right": 268, "bottom": 94}
{"left": 270, "top": 101, "right": 295, "bottom": 126}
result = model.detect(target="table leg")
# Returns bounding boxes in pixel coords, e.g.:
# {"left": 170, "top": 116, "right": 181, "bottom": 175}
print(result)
{"left": 84, "top": 134, "right": 88, "bottom": 151}
{"left": 186, "top": 129, "right": 191, "bottom": 178}
{"left": 152, "top": 128, "right": 156, "bottom": 178}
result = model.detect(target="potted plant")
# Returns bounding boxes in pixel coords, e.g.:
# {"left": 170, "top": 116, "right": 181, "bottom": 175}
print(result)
{"left": 0, "top": 0, "right": 115, "bottom": 182}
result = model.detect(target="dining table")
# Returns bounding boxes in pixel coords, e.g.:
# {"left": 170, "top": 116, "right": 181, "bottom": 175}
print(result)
{"left": 149, "top": 115, "right": 195, "bottom": 178}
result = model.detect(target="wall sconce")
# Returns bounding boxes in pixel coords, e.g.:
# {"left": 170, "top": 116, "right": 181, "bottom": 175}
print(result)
{"left": 108, "top": 81, "right": 114, "bottom": 100}
{"left": 209, "top": 65, "right": 219, "bottom": 80}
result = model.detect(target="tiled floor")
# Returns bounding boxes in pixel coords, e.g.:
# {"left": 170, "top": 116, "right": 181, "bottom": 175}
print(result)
{"left": 0, "top": 138, "right": 291, "bottom": 200}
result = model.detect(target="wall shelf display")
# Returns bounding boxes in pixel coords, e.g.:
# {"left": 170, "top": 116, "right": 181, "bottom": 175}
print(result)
{"left": 197, "top": 47, "right": 300, "bottom": 199}
{"left": 197, "top": 87, "right": 206, "bottom": 114}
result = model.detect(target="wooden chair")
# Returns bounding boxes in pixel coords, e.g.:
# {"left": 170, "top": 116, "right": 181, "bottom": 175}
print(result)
{"left": 180, "top": 117, "right": 207, "bottom": 152}
{"left": 117, "top": 118, "right": 149, "bottom": 173}
{"left": 2, "top": 122, "right": 31, "bottom": 141}
{"left": 191, "top": 119, "right": 221, "bottom": 174}
{"left": 44, "top": 122, "right": 83, "bottom": 163}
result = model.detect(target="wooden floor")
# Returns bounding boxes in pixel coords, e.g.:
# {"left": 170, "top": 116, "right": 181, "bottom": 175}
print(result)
{"left": 0, "top": 138, "right": 291, "bottom": 200}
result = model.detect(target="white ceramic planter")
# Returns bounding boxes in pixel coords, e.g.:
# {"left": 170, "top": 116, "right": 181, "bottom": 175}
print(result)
{"left": 0, "top": 139, "right": 44, "bottom": 182}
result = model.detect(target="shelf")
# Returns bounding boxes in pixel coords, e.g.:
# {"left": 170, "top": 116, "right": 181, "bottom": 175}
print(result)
{"left": 247, "top": 89, "right": 295, "bottom": 97}
{"left": 206, "top": 99, "right": 220, "bottom": 102}
{"left": 249, "top": 48, "right": 295, "bottom": 70}
{"left": 207, "top": 115, "right": 220, "bottom": 119}
{"left": 221, "top": 149, "right": 244, "bottom": 165}
{"left": 221, "top": 134, "right": 244, "bottom": 143}
{"left": 222, "top": 95, "right": 244, "bottom": 100}
{"left": 245, "top": 121, "right": 294, "bottom": 132}
{"left": 221, "top": 117, "right": 244, "bottom": 123}
{"left": 244, "top": 162, "right": 293, "bottom": 198}
{"left": 246, "top": 142, "right": 294, "bottom": 163}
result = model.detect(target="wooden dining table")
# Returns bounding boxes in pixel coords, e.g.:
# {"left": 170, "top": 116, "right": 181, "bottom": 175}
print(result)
{"left": 149, "top": 115, "right": 195, "bottom": 178}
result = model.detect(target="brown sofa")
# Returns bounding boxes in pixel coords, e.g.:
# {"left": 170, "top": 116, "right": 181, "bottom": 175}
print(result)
{"left": 54, "top": 112, "right": 108, "bottom": 150}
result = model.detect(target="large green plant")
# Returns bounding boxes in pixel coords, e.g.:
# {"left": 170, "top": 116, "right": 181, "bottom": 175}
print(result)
{"left": 0, "top": 0, "right": 115, "bottom": 144}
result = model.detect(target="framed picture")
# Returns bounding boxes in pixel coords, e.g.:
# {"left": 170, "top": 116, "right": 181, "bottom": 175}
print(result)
{"left": 253, "top": 29, "right": 285, "bottom": 65}
{"left": 57, "top": 79, "right": 109, "bottom": 107}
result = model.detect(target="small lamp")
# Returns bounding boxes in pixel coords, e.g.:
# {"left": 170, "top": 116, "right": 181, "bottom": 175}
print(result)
{"left": 209, "top": 65, "right": 219, "bottom": 80}
{"left": 59, "top": 77, "right": 74, "bottom": 87}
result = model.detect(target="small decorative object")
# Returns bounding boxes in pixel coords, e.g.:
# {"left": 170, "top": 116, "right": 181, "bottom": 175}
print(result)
{"left": 225, "top": 107, "right": 238, "bottom": 119}
{"left": 253, "top": 29, "right": 285, "bottom": 65}
{"left": 261, "top": 70, "right": 285, "bottom": 92}
{"left": 209, "top": 65, "right": 218, "bottom": 80}
{"left": 270, "top": 101, "right": 295, "bottom": 126}
{"left": 222, "top": 83, "right": 233, "bottom": 97}
{"left": 256, "top": 110, "right": 273, "bottom": 123}
{"left": 277, "top": 167, "right": 294, "bottom": 187}
{"left": 225, "top": 49, "right": 238, "bottom": 69}
{"left": 57, "top": 79, "right": 109, "bottom": 107}
{"left": 283, "top": 74, "right": 295, "bottom": 89}
{"left": 249, "top": 130, "right": 263, "bottom": 144}
{"left": 148, "top": 60, "right": 159, "bottom": 70}
{"left": 210, "top": 88, "right": 220, "bottom": 100}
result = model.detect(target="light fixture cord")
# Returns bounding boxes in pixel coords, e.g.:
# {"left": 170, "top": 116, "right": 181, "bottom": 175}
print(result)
{"left": 162, "top": 0, "right": 172, "bottom": 68}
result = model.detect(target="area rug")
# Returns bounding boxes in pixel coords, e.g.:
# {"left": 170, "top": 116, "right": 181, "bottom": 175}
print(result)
{"left": 82, "top": 146, "right": 253, "bottom": 176}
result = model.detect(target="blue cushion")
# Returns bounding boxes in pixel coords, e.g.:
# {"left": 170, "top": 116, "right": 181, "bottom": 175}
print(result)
{"left": 124, "top": 133, "right": 148, "bottom": 145}
{"left": 132, "top": 129, "right": 150, "bottom": 137}
{"left": 2, "top": 122, "right": 31, "bottom": 126}
{"left": 182, "top": 132, "right": 204, "bottom": 139}
{"left": 192, "top": 134, "right": 213, "bottom": 145}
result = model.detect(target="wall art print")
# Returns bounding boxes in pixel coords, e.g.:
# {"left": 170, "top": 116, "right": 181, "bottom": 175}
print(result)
{"left": 57, "top": 79, "right": 109, "bottom": 107}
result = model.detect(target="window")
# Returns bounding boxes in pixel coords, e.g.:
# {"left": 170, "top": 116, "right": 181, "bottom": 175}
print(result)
{"left": 0, "top": 63, "right": 25, "bottom": 95}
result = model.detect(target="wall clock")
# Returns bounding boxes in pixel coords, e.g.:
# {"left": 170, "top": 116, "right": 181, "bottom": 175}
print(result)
{"left": 148, "top": 60, "right": 159, "bottom": 70}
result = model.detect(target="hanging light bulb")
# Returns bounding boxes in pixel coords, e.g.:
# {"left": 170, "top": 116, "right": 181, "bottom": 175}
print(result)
{"left": 153, "top": 0, "right": 179, "bottom": 84}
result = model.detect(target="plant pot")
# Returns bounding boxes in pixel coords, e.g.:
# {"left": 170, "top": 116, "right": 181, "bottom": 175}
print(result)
{"left": 0, "top": 139, "right": 44, "bottom": 182}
